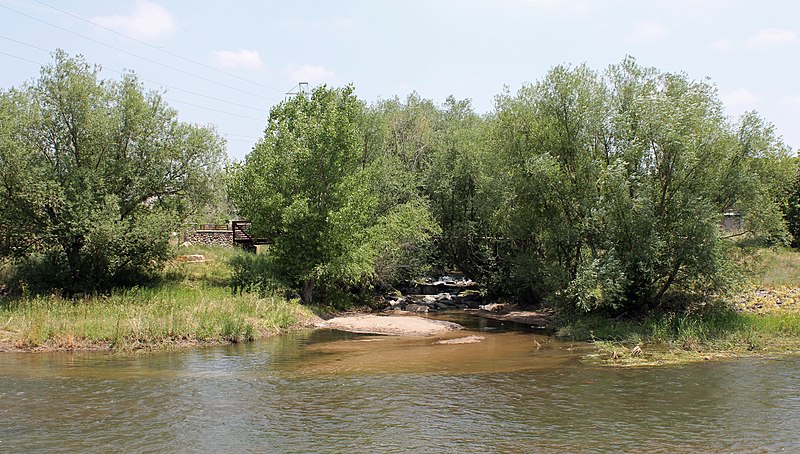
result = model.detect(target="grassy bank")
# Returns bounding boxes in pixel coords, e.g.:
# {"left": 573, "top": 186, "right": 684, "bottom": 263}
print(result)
{"left": 0, "top": 245, "right": 314, "bottom": 352}
{"left": 558, "top": 248, "right": 800, "bottom": 366}
{"left": 558, "top": 308, "right": 800, "bottom": 366}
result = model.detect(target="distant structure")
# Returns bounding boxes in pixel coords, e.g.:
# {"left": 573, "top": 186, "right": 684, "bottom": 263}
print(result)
{"left": 182, "top": 221, "right": 271, "bottom": 252}
{"left": 721, "top": 211, "right": 743, "bottom": 232}
{"left": 285, "top": 82, "right": 309, "bottom": 101}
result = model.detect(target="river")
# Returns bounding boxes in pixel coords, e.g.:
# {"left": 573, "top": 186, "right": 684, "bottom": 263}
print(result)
{"left": 2, "top": 312, "right": 799, "bottom": 452}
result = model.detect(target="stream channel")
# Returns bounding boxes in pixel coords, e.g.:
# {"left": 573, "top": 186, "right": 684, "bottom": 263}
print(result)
{"left": 2, "top": 311, "right": 800, "bottom": 452}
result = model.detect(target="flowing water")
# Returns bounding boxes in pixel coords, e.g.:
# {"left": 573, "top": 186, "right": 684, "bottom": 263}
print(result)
{"left": 2, "top": 312, "right": 800, "bottom": 453}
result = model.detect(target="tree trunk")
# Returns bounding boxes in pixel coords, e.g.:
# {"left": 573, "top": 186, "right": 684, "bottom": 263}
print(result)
{"left": 63, "top": 239, "right": 84, "bottom": 292}
{"left": 302, "top": 278, "right": 316, "bottom": 304}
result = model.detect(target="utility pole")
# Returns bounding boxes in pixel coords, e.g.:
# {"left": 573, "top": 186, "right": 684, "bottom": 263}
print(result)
{"left": 285, "top": 82, "right": 309, "bottom": 100}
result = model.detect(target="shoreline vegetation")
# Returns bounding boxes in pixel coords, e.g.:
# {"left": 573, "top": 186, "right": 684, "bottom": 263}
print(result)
{"left": 0, "top": 246, "right": 316, "bottom": 353}
{"left": 561, "top": 248, "right": 800, "bottom": 366}
{"left": 1, "top": 54, "right": 799, "bottom": 367}
{"left": 2, "top": 245, "right": 800, "bottom": 367}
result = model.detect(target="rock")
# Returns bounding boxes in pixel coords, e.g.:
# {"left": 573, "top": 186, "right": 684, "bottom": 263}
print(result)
{"left": 435, "top": 335, "right": 485, "bottom": 345}
{"left": 405, "top": 303, "right": 429, "bottom": 313}
{"left": 631, "top": 345, "right": 642, "bottom": 357}
{"left": 180, "top": 241, "right": 192, "bottom": 247}
{"left": 476, "top": 310, "right": 553, "bottom": 328}
{"left": 458, "top": 289, "right": 482, "bottom": 302}
{"left": 480, "top": 303, "right": 506, "bottom": 313}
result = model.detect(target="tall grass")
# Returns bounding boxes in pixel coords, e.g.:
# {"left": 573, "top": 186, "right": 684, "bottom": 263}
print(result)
{"left": 744, "top": 248, "right": 800, "bottom": 288}
{"left": 0, "top": 284, "right": 309, "bottom": 351}
{"left": 0, "top": 245, "right": 313, "bottom": 351}
{"left": 558, "top": 305, "right": 800, "bottom": 365}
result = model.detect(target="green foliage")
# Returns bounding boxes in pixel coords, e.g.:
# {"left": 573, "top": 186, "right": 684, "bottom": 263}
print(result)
{"left": 784, "top": 164, "right": 800, "bottom": 247}
{"left": 229, "top": 251, "right": 280, "bottom": 296}
{"left": 0, "top": 245, "right": 311, "bottom": 351}
{"left": 231, "top": 86, "right": 438, "bottom": 302}
{"left": 487, "top": 57, "right": 795, "bottom": 311}
{"left": 230, "top": 62, "right": 792, "bottom": 310}
{"left": 0, "top": 51, "right": 225, "bottom": 293}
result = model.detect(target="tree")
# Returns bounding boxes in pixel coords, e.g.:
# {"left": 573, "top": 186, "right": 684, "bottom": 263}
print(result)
{"left": 0, "top": 51, "right": 225, "bottom": 292}
{"left": 488, "top": 58, "right": 795, "bottom": 311}
{"left": 230, "top": 86, "right": 437, "bottom": 303}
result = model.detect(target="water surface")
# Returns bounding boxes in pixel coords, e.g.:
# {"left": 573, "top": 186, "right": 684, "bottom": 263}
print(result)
{"left": 2, "top": 314, "right": 799, "bottom": 452}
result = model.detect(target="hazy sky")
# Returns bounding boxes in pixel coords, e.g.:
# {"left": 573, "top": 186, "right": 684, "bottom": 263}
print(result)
{"left": 1, "top": 0, "right": 798, "bottom": 160}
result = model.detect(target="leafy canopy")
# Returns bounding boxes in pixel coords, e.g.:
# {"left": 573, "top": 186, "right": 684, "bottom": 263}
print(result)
{"left": 230, "top": 86, "right": 437, "bottom": 302}
{"left": 0, "top": 51, "right": 225, "bottom": 292}
{"left": 488, "top": 57, "right": 795, "bottom": 311}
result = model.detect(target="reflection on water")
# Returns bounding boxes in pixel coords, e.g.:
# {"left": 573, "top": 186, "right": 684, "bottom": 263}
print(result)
{"left": 2, "top": 313, "right": 800, "bottom": 452}
{"left": 278, "top": 330, "right": 585, "bottom": 376}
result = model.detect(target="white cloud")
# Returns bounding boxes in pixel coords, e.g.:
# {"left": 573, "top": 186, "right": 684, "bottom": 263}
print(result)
{"left": 709, "top": 38, "right": 733, "bottom": 52}
{"left": 211, "top": 50, "right": 263, "bottom": 69}
{"left": 283, "top": 64, "right": 337, "bottom": 84}
{"left": 632, "top": 20, "right": 668, "bottom": 40}
{"left": 747, "top": 28, "right": 798, "bottom": 48}
{"left": 722, "top": 88, "right": 760, "bottom": 107}
{"left": 783, "top": 95, "right": 800, "bottom": 106}
{"left": 92, "top": 0, "right": 176, "bottom": 41}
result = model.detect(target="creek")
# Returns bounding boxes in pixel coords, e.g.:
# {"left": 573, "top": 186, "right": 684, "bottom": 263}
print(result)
{"left": 2, "top": 311, "right": 799, "bottom": 452}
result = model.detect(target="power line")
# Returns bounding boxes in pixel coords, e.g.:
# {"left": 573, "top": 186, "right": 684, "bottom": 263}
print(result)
{"left": 120, "top": 0, "right": 226, "bottom": 53}
{"left": 163, "top": 98, "right": 264, "bottom": 122}
{"left": 0, "top": 35, "right": 51, "bottom": 53}
{"left": 0, "top": 49, "right": 266, "bottom": 123}
{"left": 0, "top": 51, "right": 261, "bottom": 144}
{"left": 223, "top": 132, "right": 260, "bottom": 139}
{"left": 0, "top": 35, "right": 270, "bottom": 114}
{"left": 31, "top": 0, "right": 284, "bottom": 94}
{"left": 225, "top": 137, "right": 259, "bottom": 144}
{"left": 106, "top": 69, "right": 269, "bottom": 114}
{"left": 0, "top": 2, "right": 281, "bottom": 103}
{"left": 0, "top": 50, "right": 41, "bottom": 66}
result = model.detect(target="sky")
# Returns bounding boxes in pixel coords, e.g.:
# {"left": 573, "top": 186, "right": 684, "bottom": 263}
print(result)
{"left": 1, "top": 0, "right": 798, "bottom": 161}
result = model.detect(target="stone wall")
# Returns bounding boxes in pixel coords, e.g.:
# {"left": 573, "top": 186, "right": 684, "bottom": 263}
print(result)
{"left": 183, "top": 229, "right": 233, "bottom": 247}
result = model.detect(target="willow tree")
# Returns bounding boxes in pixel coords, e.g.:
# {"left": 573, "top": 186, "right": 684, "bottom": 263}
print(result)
{"left": 490, "top": 58, "right": 794, "bottom": 311}
{"left": 231, "top": 86, "right": 437, "bottom": 303}
{"left": 0, "top": 51, "right": 225, "bottom": 292}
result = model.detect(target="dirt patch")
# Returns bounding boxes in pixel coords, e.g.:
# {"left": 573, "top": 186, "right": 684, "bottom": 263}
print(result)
{"left": 317, "top": 314, "right": 463, "bottom": 336}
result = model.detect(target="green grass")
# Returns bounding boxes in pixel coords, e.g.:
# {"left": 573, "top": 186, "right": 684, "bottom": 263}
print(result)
{"left": 0, "top": 245, "right": 314, "bottom": 352}
{"left": 555, "top": 248, "right": 800, "bottom": 366}
{"left": 746, "top": 248, "right": 800, "bottom": 287}
{"left": 557, "top": 302, "right": 800, "bottom": 366}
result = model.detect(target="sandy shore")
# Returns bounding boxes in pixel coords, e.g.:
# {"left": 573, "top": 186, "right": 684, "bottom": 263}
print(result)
{"left": 317, "top": 314, "right": 463, "bottom": 336}
{"left": 476, "top": 310, "right": 553, "bottom": 327}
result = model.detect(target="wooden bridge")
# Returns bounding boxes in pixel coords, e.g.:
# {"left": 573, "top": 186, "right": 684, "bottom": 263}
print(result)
{"left": 232, "top": 220, "right": 272, "bottom": 252}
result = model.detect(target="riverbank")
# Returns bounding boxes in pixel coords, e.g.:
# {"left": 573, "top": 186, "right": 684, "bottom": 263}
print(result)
{"left": 559, "top": 302, "right": 800, "bottom": 366}
{"left": 563, "top": 248, "right": 800, "bottom": 366}
{"left": 317, "top": 314, "right": 463, "bottom": 336}
{"left": 0, "top": 246, "right": 315, "bottom": 352}
{"left": 5, "top": 245, "right": 800, "bottom": 364}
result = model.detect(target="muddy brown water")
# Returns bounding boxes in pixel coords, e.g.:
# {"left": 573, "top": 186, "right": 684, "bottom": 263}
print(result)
{"left": 2, "top": 311, "right": 800, "bottom": 452}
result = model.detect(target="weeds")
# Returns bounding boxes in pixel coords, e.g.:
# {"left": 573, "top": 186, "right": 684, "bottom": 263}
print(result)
{"left": 0, "top": 245, "right": 314, "bottom": 352}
